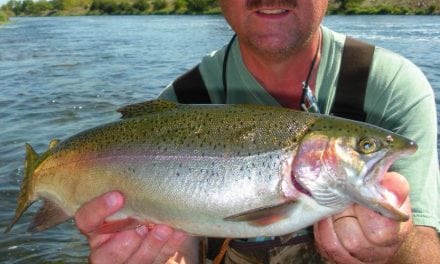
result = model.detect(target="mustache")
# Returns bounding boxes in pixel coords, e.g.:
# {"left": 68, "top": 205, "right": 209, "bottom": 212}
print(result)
{"left": 246, "top": 0, "right": 297, "bottom": 9}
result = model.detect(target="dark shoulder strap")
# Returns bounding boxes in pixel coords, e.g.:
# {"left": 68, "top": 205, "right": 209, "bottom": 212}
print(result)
{"left": 331, "top": 37, "right": 375, "bottom": 122}
{"left": 172, "top": 65, "right": 211, "bottom": 104}
{"left": 172, "top": 35, "right": 236, "bottom": 104}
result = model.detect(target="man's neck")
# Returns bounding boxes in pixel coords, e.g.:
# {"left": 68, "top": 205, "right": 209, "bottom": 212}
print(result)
{"left": 239, "top": 30, "right": 321, "bottom": 110}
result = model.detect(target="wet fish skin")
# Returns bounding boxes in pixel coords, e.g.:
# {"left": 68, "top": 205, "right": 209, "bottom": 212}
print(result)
{"left": 5, "top": 100, "right": 417, "bottom": 237}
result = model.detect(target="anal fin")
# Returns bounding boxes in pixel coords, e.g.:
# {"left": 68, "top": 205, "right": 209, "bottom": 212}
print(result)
{"left": 28, "top": 198, "right": 71, "bottom": 233}
{"left": 93, "top": 218, "right": 149, "bottom": 234}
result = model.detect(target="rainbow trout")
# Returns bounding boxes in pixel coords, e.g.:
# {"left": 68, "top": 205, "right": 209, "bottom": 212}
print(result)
{"left": 5, "top": 100, "right": 417, "bottom": 237}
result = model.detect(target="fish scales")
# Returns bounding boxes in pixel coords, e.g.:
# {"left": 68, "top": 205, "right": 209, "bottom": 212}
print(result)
{"left": 59, "top": 104, "right": 313, "bottom": 154}
{"left": 5, "top": 100, "right": 417, "bottom": 238}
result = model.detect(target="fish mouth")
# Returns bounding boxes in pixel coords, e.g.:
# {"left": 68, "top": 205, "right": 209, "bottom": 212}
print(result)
{"left": 347, "top": 147, "right": 416, "bottom": 222}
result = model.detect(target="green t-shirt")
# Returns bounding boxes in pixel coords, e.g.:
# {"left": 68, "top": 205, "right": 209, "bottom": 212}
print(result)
{"left": 159, "top": 26, "right": 439, "bottom": 232}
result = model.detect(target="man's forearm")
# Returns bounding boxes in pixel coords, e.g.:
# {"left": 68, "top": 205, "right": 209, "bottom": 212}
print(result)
{"left": 387, "top": 226, "right": 440, "bottom": 263}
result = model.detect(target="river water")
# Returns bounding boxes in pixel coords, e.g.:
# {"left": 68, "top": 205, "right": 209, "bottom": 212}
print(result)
{"left": 0, "top": 15, "right": 439, "bottom": 263}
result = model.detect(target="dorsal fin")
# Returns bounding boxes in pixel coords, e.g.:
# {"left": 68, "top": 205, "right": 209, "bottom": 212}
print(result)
{"left": 48, "top": 139, "right": 60, "bottom": 150}
{"left": 117, "top": 99, "right": 178, "bottom": 119}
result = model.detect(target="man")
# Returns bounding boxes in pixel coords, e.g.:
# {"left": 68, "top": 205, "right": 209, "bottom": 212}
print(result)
{"left": 75, "top": 0, "right": 440, "bottom": 263}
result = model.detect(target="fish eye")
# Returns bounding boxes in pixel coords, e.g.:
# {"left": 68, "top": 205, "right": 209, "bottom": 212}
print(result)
{"left": 358, "top": 138, "right": 378, "bottom": 154}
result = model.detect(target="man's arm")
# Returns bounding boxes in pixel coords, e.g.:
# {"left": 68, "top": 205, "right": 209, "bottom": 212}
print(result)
{"left": 388, "top": 226, "right": 440, "bottom": 263}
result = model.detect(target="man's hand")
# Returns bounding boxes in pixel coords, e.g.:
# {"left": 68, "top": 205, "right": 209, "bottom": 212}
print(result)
{"left": 74, "top": 191, "right": 199, "bottom": 264}
{"left": 314, "top": 172, "right": 414, "bottom": 263}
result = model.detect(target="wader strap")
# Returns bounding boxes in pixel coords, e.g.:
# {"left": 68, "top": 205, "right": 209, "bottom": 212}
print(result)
{"left": 331, "top": 37, "right": 375, "bottom": 122}
{"left": 173, "top": 34, "right": 236, "bottom": 104}
{"left": 173, "top": 65, "right": 211, "bottom": 104}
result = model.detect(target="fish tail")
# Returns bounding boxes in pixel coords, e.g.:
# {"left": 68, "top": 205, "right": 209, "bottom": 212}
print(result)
{"left": 4, "top": 143, "right": 40, "bottom": 233}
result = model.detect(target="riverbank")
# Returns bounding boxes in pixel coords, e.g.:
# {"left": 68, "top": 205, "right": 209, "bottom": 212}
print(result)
{"left": 1, "top": 0, "right": 439, "bottom": 17}
{"left": 328, "top": 0, "right": 440, "bottom": 15}
{"left": 0, "top": 10, "right": 10, "bottom": 24}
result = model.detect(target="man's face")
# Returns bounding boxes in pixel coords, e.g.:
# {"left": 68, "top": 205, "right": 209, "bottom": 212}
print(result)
{"left": 220, "top": 0, "right": 328, "bottom": 58}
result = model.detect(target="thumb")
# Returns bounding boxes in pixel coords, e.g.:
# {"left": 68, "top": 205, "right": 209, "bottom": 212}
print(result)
{"left": 380, "top": 172, "right": 410, "bottom": 207}
{"left": 75, "top": 191, "right": 124, "bottom": 234}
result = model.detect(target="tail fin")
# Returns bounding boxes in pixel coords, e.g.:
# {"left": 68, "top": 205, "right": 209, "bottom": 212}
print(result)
{"left": 4, "top": 144, "right": 40, "bottom": 233}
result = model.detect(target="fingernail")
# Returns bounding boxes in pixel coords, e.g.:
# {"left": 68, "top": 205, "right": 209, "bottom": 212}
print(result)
{"left": 136, "top": 225, "right": 148, "bottom": 237}
{"left": 153, "top": 226, "right": 172, "bottom": 241}
{"left": 104, "top": 192, "right": 120, "bottom": 208}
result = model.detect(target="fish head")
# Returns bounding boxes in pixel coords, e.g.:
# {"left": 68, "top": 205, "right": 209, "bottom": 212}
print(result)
{"left": 292, "top": 116, "right": 417, "bottom": 221}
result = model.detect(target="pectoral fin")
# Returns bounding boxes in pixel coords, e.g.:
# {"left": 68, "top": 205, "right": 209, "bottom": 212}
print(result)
{"left": 224, "top": 201, "right": 297, "bottom": 226}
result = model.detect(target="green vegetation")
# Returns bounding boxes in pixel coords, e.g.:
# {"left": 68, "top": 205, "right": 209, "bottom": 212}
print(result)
{"left": 0, "top": 0, "right": 220, "bottom": 16}
{"left": 0, "top": 10, "right": 9, "bottom": 23}
{"left": 328, "top": 0, "right": 440, "bottom": 15}
{"left": 0, "top": 10, "right": 6, "bottom": 21}
{"left": 0, "top": 4, "right": 13, "bottom": 23}
{"left": 0, "top": 0, "right": 438, "bottom": 17}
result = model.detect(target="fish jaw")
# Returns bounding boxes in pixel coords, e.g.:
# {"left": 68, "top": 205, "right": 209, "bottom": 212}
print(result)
{"left": 345, "top": 141, "right": 417, "bottom": 222}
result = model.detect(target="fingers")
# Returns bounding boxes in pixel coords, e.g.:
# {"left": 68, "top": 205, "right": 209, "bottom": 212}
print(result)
{"left": 89, "top": 227, "right": 147, "bottom": 264}
{"left": 314, "top": 172, "right": 414, "bottom": 263}
{"left": 354, "top": 197, "right": 413, "bottom": 247}
{"left": 75, "top": 191, "right": 124, "bottom": 234}
{"left": 75, "top": 192, "right": 194, "bottom": 264}
{"left": 85, "top": 222, "right": 190, "bottom": 264}
{"left": 314, "top": 211, "right": 363, "bottom": 264}
{"left": 354, "top": 204, "right": 401, "bottom": 246}
{"left": 356, "top": 172, "right": 413, "bottom": 246}
{"left": 332, "top": 210, "right": 396, "bottom": 262}
{"left": 315, "top": 199, "right": 412, "bottom": 263}
{"left": 152, "top": 230, "right": 187, "bottom": 264}
{"left": 75, "top": 191, "right": 125, "bottom": 249}
{"left": 125, "top": 225, "right": 187, "bottom": 264}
